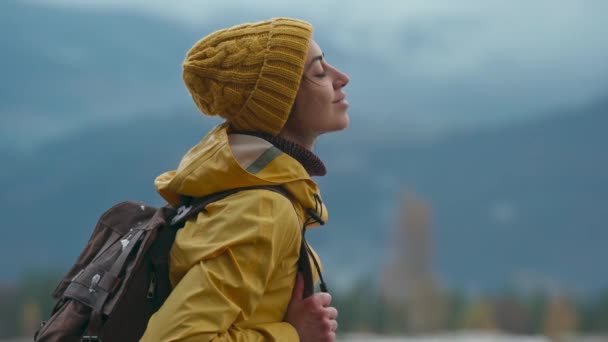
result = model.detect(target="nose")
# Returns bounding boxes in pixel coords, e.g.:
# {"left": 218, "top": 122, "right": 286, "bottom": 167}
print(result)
{"left": 333, "top": 68, "right": 350, "bottom": 89}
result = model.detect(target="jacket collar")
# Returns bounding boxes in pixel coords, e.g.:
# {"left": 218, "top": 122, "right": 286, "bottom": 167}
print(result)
{"left": 234, "top": 131, "right": 327, "bottom": 177}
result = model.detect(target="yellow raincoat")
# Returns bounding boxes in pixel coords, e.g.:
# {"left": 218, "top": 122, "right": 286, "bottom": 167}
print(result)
{"left": 140, "top": 124, "right": 328, "bottom": 341}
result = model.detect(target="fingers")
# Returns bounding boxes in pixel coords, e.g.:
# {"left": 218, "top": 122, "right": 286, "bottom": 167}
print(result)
{"left": 323, "top": 308, "right": 338, "bottom": 338}
{"left": 291, "top": 273, "right": 304, "bottom": 300}
{"left": 326, "top": 306, "right": 338, "bottom": 320}
{"left": 329, "top": 319, "right": 338, "bottom": 333}
{"left": 285, "top": 278, "right": 340, "bottom": 342}
{"left": 324, "top": 317, "right": 338, "bottom": 341}
{"left": 315, "top": 292, "right": 332, "bottom": 307}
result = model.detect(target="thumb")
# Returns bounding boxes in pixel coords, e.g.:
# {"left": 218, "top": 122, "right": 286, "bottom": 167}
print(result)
{"left": 291, "top": 272, "right": 304, "bottom": 300}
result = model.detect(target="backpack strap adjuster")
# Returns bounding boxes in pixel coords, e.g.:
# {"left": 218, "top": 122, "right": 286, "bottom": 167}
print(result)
{"left": 170, "top": 205, "right": 192, "bottom": 226}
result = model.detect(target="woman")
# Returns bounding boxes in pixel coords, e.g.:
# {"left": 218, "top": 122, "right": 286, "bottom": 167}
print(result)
{"left": 140, "top": 17, "right": 350, "bottom": 342}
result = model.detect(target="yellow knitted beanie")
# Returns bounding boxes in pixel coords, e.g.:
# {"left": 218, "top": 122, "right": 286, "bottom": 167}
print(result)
{"left": 183, "top": 18, "right": 313, "bottom": 135}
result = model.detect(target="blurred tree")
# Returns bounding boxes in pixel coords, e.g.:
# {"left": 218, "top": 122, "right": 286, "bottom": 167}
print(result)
{"left": 18, "top": 268, "right": 63, "bottom": 319}
{"left": 526, "top": 290, "right": 549, "bottom": 334}
{"left": 381, "top": 191, "right": 446, "bottom": 333}
{"left": 593, "top": 290, "right": 608, "bottom": 332}
{"left": 543, "top": 293, "right": 579, "bottom": 340}
{"left": 444, "top": 289, "right": 468, "bottom": 331}
{"left": 20, "top": 297, "right": 42, "bottom": 337}
{"left": 0, "top": 285, "right": 20, "bottom": 338}
{"left": 0, "top": 269, "right": 63, "bottom": 338}
{"left": 460, "top": 298, "right": 497, "bottom": 331}
{"left": 493, "top": 295, "right": 532, "bottom": 334}
{"left": 331, "top": 275, "right": 396, "bottom": 333}
{"left": 579, "top": 289, "right": 608, "bottom": 333}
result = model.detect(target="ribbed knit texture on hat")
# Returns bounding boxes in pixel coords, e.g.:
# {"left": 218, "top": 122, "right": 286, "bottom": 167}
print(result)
{"left": 182, "top": 18, "right": 313, "bottom": 136}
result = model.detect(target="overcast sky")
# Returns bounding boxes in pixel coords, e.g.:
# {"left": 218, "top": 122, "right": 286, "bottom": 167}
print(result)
{"left": 13, "top": 0, "right": 608, "bottom": 146}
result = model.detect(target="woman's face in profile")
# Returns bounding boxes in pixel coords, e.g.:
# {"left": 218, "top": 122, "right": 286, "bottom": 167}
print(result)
{"left": 284, "top": 39, "right": 351, "bottom": 138}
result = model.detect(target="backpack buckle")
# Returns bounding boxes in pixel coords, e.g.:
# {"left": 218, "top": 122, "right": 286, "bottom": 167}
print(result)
{"left": 82, "top": 336, "right": 101, "bottom": 342}
{"left": 170, "top": 205, "right": 192, "bottom": 226}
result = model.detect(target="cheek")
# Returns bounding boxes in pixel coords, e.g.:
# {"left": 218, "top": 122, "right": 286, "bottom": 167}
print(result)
{"left": 291, "top": 82, "right": 335, "bottom": 123}
{"left": 295, "top": 88, "right": 318, "bottom": 114}
{"left": 306, "top": 84, "right": 334, "bottom": 111}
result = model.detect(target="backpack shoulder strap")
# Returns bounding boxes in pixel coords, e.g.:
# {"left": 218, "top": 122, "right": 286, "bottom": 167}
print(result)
{"left": 169, "top": 185, "right": 318, "bottom": 297}
{"left": 170, "top": 185, "right": 287, "bottom": 227}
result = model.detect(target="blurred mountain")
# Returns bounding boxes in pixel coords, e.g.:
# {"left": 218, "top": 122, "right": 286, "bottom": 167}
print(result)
{"left": 0, "top": 0, "right": 203, "bottom": 147}
{"left": 0, "top": 0, "right": 457, "bottom": 149}
{"left": 1, "top": 1, "right": 170, "bottom": 98}
{"left": 315, "top": 97, "right": 608, "bottom": 293}
{"left": 1, "top": 96, "right": 607, "bottom": 294}
{"left": 1, "top": 0, "right": 607, "bottom": 294}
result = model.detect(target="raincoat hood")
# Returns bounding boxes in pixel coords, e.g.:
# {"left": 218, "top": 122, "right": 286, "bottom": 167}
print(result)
{"left": 155, "top": 123, "right": 328, "bottom": 227}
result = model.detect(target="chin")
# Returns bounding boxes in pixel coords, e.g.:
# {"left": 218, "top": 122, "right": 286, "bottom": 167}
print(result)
{"left": 317, "top": 113, "right": 350, "bottom": 135}
{"left": 336, "top": 113, "right": 350, "bottom": 131}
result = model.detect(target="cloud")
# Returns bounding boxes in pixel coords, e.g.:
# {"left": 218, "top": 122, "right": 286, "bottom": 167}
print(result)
{"left": 17, "top": 0, "right": 608, "bottom": 145}
{"left": 33, "top": 0, "right": 608, "bottom": 75}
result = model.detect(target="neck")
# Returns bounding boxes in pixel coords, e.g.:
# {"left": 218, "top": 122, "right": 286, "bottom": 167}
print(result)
{"left": 278, "top": 131, "right": 317, "bottom": 151}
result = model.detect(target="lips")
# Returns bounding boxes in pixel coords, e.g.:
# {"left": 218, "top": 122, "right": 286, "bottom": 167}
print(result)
{"left": 333, "top": 94, "right": 347, "bottom": 103}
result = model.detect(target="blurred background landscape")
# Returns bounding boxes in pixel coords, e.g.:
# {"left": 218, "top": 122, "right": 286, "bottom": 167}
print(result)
{"left": 1, "top": 0, "right": 607, "bottom": 340}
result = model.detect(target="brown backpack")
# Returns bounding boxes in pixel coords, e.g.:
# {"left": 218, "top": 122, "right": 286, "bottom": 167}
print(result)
{"left": 35, "top": 185, "right": 320, "bottom": 342}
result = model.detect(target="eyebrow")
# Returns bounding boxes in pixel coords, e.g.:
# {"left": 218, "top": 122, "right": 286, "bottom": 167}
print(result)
{"left": 306, "top": 52, "right": 325, "bottom": 70}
